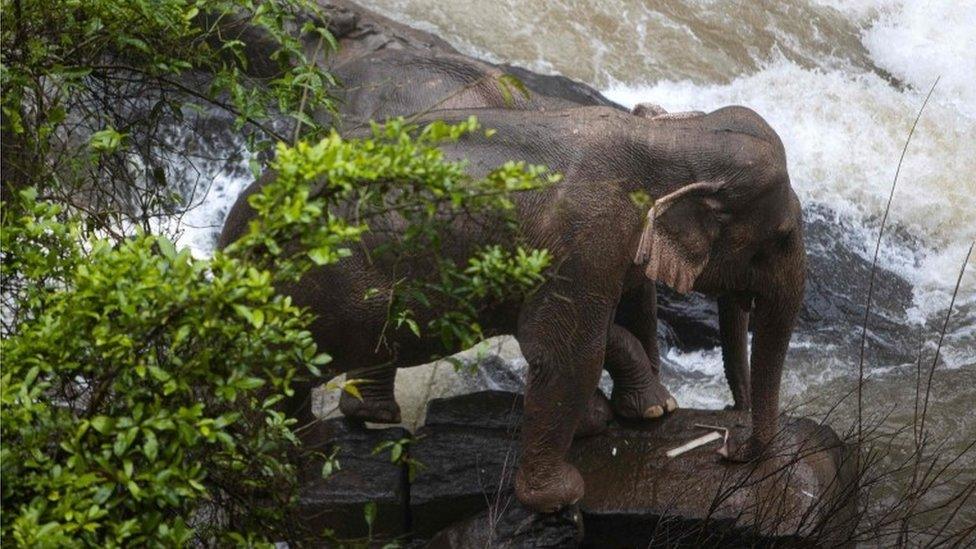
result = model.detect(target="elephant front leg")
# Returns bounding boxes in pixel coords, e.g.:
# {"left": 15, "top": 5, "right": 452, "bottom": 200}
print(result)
{"left": 514, "top": 290, "right": 611, "bottom": 513}
{"left": 605, "top": 323, "right": 676, "bottom": 419}
{"left": 724, "top": 289, "right": 801, "bottom": 463}
{"left": 718, "top": 295, "right": 751, "bottom": 410}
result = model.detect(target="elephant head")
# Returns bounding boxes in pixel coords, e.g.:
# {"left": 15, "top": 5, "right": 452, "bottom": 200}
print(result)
{"left": 631, "top": 105, "right": 806, "bottom": 457}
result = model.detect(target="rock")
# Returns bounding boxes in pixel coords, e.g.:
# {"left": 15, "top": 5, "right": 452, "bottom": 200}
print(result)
{"left": 295, "top": 419, "right": 411, "bottom": 539}
{"left": 410, "top": 391, "right": 856, "bottom": 547}
{"left": 655, "top": 286, "right": 720, "bottom": 351}
{"left": 426, "top": 500, "right": 584, "bottom": 549}
{"left": 798, "top": 203, "right": 917, "bottom": 366}
{"left": 409, "top": 391, "right": 524, "bottom": 537}
{"left": 572, "top": 410, "right": 858, "bottom": 547}
{"left": 313, "top": 337, "right": 530, "bottom": 431}
{"left": 424, "top": 390, "right": 524, "bottom": 431}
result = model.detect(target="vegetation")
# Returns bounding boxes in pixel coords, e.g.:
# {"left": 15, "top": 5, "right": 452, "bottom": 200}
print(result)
{"left": 1, "top": 0, "right": 551, "bottom": 545}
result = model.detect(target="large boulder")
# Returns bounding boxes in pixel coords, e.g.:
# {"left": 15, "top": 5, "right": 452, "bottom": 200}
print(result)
{"left": 411, "top": 391, "right": 857, "bottom": 547}
{"left": 295, "top": 419, "right": 411, "bottom": 539}
{"left": 571, "top": 410, "right": 857, "bottom": 547}
{"left": 409, "top": 391, "right": 525, "bottom": 538}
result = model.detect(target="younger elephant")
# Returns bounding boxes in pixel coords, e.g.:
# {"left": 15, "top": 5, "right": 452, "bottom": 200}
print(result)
{"left": 220, "top": 104, "right": 805, "bottom": 512}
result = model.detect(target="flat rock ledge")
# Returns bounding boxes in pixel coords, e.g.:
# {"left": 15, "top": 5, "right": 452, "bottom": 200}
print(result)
{"left": 297, "top": 390, "right": 858, "bottom": 547}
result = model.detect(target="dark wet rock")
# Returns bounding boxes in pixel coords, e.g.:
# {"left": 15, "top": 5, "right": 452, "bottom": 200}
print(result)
{"left": 411, "top": 391, "right": 856, "bottom": 547}
{"left": 798, "top": 203, "right": 917, "bottom": 365}
{"left": 410, "top": 391, "right": 523, "bottom": 537}
{"left": 424, "top": 390, "right": 524, "bottom": 430}
{"left": 426, "top": 500, "right": 584, "bottom": 549}
{"left": 296, "top": 418, "right": 410, "bottom": 539}
{"left": 572, "top": 409, "right": 857, "bottom": 547}
{"left": 656, "top": 287, "right": 721, "bottom": 351}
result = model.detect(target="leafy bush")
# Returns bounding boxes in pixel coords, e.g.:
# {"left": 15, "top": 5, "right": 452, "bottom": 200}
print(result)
{"left": 1, "top": 117, "right": 552, "bottom": 545}
{"left": 1, "top": 185, "right": 320, "bottom": 545}
{"left": 2, "top": 0, "right": 555, "bottom": 544}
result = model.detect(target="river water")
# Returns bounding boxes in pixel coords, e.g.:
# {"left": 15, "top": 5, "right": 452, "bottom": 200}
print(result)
{"left": 175, "top": 0, "right": 976, "bottom": 533}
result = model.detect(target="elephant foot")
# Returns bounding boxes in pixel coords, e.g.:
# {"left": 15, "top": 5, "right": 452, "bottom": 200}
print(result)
{"left": 575, "top": 390, "right": 613, "bottom": 438}
{"left": 339, "top": 390, "right": 402, "bottom": 424}
{"left": 515, "top": 461, "right": 585, "bottom": 514}
{"left": 611, "top": 379, "right": 677, "bottom": 420}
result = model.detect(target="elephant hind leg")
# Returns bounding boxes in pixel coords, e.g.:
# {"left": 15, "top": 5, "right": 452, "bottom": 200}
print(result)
{"left": 338, "top": 363, "right": 401, "bottom": 424}
{"left": 604, "top": 323, "right": 676, "bottom": 420}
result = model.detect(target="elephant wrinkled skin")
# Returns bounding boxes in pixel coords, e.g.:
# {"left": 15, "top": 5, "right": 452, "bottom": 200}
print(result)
{"left": 220, "top": 103, "right": 805, "bottom": 512}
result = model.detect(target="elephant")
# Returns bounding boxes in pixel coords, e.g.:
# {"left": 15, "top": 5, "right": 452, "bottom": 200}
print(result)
{"left": 219, "top": 104, "right": 806, "bottom": 512}
{"left": 327, "top": 49, "right": 581, "bottom": 129}
{"left": 325, "top": 49, "right": 717, "bottom": 420}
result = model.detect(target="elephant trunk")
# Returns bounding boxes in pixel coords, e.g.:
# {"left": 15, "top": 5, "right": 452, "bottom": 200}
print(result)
{"left": 748, "top": 245, "right": 805, "bottom": 447}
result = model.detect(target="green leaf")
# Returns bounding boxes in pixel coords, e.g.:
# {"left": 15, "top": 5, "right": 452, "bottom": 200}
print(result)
{"left": 91, "top": 416, "right": 114, "bottom": 434}
{"left": 143, "top": 430, "right": 159, "bottom": 461}
{"left": 157, "top": 236, "right": 177, "bottom": 260}
{"left": 308, "top": 246, "right": 332, "bottom": 265}
{"left": 363, "top": 501, "right": 377, "bottom": 530}
{"left": 89, "top": 127, "right": 126, "bottom": 153}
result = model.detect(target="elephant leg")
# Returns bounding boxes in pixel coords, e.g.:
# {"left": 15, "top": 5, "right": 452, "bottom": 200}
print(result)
{"left": 514, "top": 288, "right": 611, "bottom": 513}
{"left": 338, "top": 363, "right": 401, "bottom": 424}
{"left": 605, "top": 323, "right": 676, "bottom": 419}
{"left": 718, "top": 295, "right": 751, "bottom": 410}
{"left": 615, "top": 280, "right": 660, "bottom": 374}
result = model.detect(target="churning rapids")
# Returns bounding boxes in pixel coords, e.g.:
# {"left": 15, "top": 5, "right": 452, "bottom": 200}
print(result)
{"left": 169, "top": 0, "right": 975, "bottom": 523}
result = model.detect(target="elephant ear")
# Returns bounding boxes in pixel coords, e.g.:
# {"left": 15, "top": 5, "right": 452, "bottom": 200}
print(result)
{"left": 634, "top": 181, "right": 725, "bottom": 294}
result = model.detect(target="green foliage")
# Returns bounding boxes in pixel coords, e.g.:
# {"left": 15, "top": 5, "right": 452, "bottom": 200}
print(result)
{"left": 1, "top": 0, "right": 336, "bottom": 232}
{"left": 1, "top": 183, "right": 340, "bottom": 545}
{"left": 373, "top": 437, "right": 424, "bottom": 483}
{"left": 2, "top": 0, "right": 558, "bottom": 543}
{"left": 229, "top": 116, "right": 556, "bottom": 352}
{"left": 1, "top": 119, "right": 554, "bottom": 545}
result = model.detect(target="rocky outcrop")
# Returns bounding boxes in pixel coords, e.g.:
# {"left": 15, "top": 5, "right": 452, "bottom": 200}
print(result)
{"left": 296, "top": 419, "right": 411, "bottom": 539}
{"left": 299, "top": 391, "right": 857, "bottom": 547}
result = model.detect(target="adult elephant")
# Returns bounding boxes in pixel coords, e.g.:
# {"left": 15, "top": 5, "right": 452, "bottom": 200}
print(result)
{"left": 219, "top": 104, "right": 805, "bottom": 512}
{"left": 327, "top": 48, "right": 709, "bottom": 420}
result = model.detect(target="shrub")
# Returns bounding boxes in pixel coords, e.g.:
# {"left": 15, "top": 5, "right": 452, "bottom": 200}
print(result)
{"left": 1, "top": 117, "right": 552, "bottom": 545}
